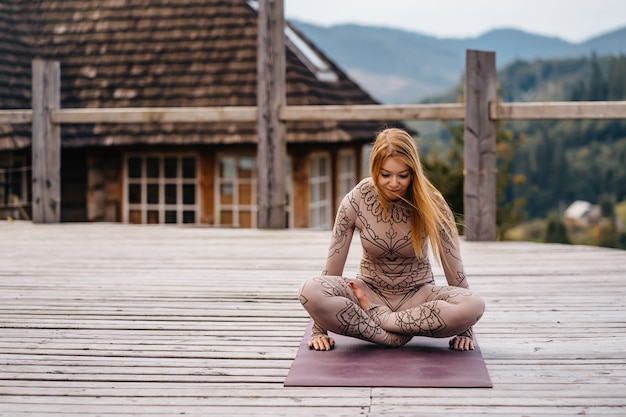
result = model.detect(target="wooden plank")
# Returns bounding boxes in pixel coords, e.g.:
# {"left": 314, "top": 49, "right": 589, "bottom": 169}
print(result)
{"left": 369, "top": 407, "right": 625, "bottom": 416}
{"left": 10, "top": 101, "right": 626, "bottom": 125}
{"left": 464, "top": 49, "right": 497, "bottom": 241}
{"left": 279, "top": 103, "right": 465, "bottom": 121}
{"left": 50, "top": 107, "right": 258, "bottom": 124}
{"left": 0, "top": 110, "right": 32, "bottom": 124}
{"left": 17, "top": 101, "right": 626, "bottom": 126}
{"left": 30, "top": 60, "right": 61, "bottom": 223}
{"left": 491, "top": 101, "right": 626, "bottom": 120}
{"left": 9, "top": 101, "right": 626, "bottom": 126}
{"left": 256, "top": 0, "right": 287, "bottom": 229}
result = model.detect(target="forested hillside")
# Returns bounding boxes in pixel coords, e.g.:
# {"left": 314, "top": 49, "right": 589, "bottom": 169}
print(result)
{"left": 503, "top": 54, "right": 626, "bottom": 219}
{"left": 423, "top": 54, "right": 626, "bottom": 238}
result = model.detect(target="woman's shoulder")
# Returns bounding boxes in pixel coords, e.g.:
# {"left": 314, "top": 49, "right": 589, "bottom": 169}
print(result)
{"left": 339, "top": 178, "right": 375, "bottom": 206}
{"left": 347, "top": 177, "right": 375, "bottom": 198}
{"left": 356, "top": 177, "right": 374, "bottom": 190}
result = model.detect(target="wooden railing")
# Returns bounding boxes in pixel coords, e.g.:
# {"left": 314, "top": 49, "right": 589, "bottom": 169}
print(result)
{"left": 5, "top": 101, "right": 626, "bottom": 124}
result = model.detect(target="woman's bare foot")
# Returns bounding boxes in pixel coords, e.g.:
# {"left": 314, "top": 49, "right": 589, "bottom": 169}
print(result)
{"left": 348, "top": 281, "right": 372, "bottom": 309}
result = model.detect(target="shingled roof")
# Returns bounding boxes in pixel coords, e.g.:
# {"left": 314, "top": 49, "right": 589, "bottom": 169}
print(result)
{"left": 0, "top": 0, "right": 388, "bottom": 150}
{"left": 0, "top": 0, "right": 35, "bottom": 149}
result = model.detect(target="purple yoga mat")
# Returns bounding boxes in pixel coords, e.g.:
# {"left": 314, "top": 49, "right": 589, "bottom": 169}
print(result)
{"left": 284, "top": 321, "right": 492, "bottom": 388}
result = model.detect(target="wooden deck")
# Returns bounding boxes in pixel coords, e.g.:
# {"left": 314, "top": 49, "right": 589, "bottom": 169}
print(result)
{"left": 1, "top": 221, "right": 625, "bottom": 416}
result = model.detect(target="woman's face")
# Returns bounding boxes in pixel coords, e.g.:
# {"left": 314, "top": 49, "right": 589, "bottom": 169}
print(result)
{"left": 378, "top": 156, "right": 411, "bottom": 201}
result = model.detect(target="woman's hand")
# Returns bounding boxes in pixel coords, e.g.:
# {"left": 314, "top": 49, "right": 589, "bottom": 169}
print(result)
{"left": 308, "top": 335, "right": 335, "bottom": 351}
{"left": 448, "top": 335, "right": 474, "bottom": 351}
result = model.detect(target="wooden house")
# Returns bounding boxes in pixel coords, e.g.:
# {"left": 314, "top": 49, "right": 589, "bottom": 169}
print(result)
{"left": 0, "top": 0, "right": 400, "bottom": 228}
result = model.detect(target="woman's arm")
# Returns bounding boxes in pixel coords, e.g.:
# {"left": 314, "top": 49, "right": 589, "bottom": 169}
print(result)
{"left": 308, "top": 192, "right": 358, "bottom": 351}
{"left": 437, "top": 198, "right": 468, "bottom": 289}
{"left": 440, "top": 231, "right": 468, "bottom": 289}
{"left": 322, "top": 194, "right": 356, "bottom": 276}
{"left": 437, "top": 197, "right": 476, "bottom": 350}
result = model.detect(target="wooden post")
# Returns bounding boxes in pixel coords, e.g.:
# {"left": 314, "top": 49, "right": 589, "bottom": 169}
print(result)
{"left": 31, "top": 59, "right": 61, "bottom": 223}
{"left": 464, "top": 50, "right": 496, "bottom": 241}
{"left": 257, "top": 0, "right": 287, "bottom": 229}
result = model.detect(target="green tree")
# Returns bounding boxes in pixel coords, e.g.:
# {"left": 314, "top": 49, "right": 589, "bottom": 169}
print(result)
{"left": 495, "top": 123, "right": 527, "bottom": 239}
{"left": 589, "top": 53, "right": 608, "bottom": 101}
{"left": 607, "top": 55, "right": 626, "bottom": 100}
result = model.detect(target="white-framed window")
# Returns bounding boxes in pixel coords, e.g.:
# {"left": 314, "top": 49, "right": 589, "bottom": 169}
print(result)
{"left": 309, "top": 152, "right": 332, "bottom": 230}
{"left": 123, "top": 154, "right": 199, "bottom": 224}
{"left": 216, "top": 155, "right": 257, "bottom": 228}
{"left": 337, "top": 149, "right": 356, "bottom": 202}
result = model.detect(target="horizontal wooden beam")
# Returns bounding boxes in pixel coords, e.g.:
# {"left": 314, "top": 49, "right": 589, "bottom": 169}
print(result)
{"left": 280, "top": 103, "right": 465, "bottom": 121}
{"left": 50, "top": 104, "right": 466, "bottom": 124}
{"left": 4, "top": 101, "right": 626, "bottom": 125}
{"left": 491, "top": 101, "right": 626, "bottom": 120}
{"left": 50, "top": 106, "right": 258, "bottom": 124}
{"left": 0, "top": 110, "right": 32, "bottom": 124}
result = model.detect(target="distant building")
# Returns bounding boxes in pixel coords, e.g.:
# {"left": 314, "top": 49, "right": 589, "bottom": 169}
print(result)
{"left": 564, "top": 200, "right": 601, "bottom": 226}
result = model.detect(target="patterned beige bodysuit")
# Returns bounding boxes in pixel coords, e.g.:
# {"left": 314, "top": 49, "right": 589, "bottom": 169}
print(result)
{"left": 299, "top": 178, "right": 483, "bottom": 347}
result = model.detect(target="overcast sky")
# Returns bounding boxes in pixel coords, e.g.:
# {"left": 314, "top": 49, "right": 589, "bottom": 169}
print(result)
{"left": 284, "top": 0, "right": 626, "bottom": 43}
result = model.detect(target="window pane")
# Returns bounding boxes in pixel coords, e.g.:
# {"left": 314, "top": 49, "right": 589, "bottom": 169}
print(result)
{"left": 129, "top": 210, "right": 141, "bottom": 224}
{"left": 320, "top": 182, "right": 327, "bottom": 200}
{"left": 221, "top": 183, "right": 233, "bottom": 204}
{"left": 341, "top": 153, "right": 354, "bottom": 173}
{"left": 220, "top": 210, "right": 233, "bottom": 225}
{"left": 238, "top": 157, "right": 254, "bottom": 178}
{"left": 321, "top": 207, "right": 329, "bottom": 226}
{"left": 183, "top": 184, "right": 195, "bottom": 205}
{"left": 239, "top": 183, "right": 251, "bottom": 205}
{"left": 164, "top": 158, "right": 177, "bottom": 178}
{"left": 165, "top": 184, "right": 177, "bottom": 204}
{"left": 311, "top": 207, "right": 319, "bottom": 228}
{"left": 319, "top": 158, "right": 327, "bottom": 176}
{"left": 182, "top": 157, "right": 196, "bottom": 178}
{"left": 147, "top": 184, "right": 159, "bottom": 204}
{"left": 146, "top": 158, "right": 159, "bottom": 178}
{"left": 128, "top": 184, "right": 141, "bottom": 204}
{"left": 310, "top": 157, "right": 318, "bottom": 174}
{"left": 220, "top": 157, "right": 235, "bottom": 179}
{"left": 128, "top": 157, "right": 142, "bottom": 178}
{"left": 310, "top": 183, "right": 318, "bottom": 202}
{"left": 239, "top": 210, "right": 252, "bottom": 228}
{"left": 147, "top": 210, "right": 159, "bottom": 224}
{"left": 165, "top": 210, "right": 177, "bottom": 223}
{"left": 183, "top": 211, "right": 195, "bottom": 224}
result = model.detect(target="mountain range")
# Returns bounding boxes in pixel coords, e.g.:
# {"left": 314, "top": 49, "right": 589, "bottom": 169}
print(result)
{"left": 291, "top": 20, "right": 626, "bottom": 104}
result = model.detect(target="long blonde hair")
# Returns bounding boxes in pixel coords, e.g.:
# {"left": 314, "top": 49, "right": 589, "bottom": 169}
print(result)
{"left": 370, "top": 128, "right": 458, "bottom": 263}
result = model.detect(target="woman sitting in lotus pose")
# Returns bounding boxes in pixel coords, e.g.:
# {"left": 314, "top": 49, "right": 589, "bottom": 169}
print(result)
{"left": 299, "top": 128, "right": 485, "bottom": 352}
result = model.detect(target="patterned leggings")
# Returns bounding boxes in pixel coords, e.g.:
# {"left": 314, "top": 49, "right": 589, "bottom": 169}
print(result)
{"left": 299, "top": 275, "right": 485, "bottom": 347}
